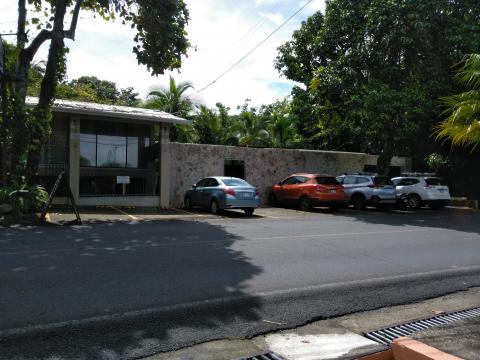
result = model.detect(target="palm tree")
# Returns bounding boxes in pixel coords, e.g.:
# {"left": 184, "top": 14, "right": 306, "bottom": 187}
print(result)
{"left": 436, "top": 54, "right": 480, "bottom": 148}
{"left": 267, "top": 113, "right": 302, "bottom": 148}
{"left": 231, "top": 102, "right": 270, "bottom": 147}
{"left": 145, "top": 76, "right": 195, "bottom": 142}
{"left": 193, "top": 104, "right": 238, "bottom": 145}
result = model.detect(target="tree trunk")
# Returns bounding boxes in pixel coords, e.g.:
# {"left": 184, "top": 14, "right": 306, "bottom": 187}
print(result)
{"left": 376, "top": 139, "right": 394, "bottom": 176}
{"left": 25, "top": 1, "right": 69, "bottom": 181}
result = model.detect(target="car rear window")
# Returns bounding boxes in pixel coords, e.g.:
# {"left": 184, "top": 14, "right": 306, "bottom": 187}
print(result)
{"left": 221, "top": 178, "right": 250, "bottom": 187}
{"left": 373, "top": 177, "right": 394, "bottom": 186}
{"left": 315, "top": 177, "right": 340, "bottom": 185}
{"left": 425, "top": 178, "right": 446, "bottom": 186}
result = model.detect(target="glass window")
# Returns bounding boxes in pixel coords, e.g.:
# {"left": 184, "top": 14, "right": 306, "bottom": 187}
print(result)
{"left": 283, "top": 177, "right": 299, "bottom": 185}
{"left": 296, "top": 176, "right": 308, "bottom": 183}
{"left": 97, "top": 135, "right": 127, "bottom": 168}
{"left": 398, "top": 178, "right": 419, "bottom": 186}
{"left": 205, "top": 178, "right": 219, "bottom": 187}
{"left": 80, "top": 133, "right": 97, "bottom": 167}
{"left": 356, "top": 177, "right": 370, "bottom": 184}
{"left": 316, "top": 177, "right": 340, "bottom": 185}
{"left": 373, "top": 177, "right": 394, "bottom": 186}
{"left": 343, "top": 176, "right": 356, "bottom": 185}
{"left": 425, "top": 178, "right": 446, "bottom": 186}
{"left": 127, "top": 136, "right": 138, "bottom": 168}
{"left": 196, "top": 179, "right": 209, "bottom": 188}
{"left": 222, "top": 178, "right": 250, "bottom": 187}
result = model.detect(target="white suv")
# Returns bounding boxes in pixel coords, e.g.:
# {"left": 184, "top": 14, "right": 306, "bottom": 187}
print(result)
{"left": 391, "top": 174, "right": 451, "bottom": 209}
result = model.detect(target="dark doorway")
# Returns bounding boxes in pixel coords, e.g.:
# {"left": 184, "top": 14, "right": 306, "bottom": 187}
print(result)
{"left": 224, "top": 159, "right": 245, "bottom": 179}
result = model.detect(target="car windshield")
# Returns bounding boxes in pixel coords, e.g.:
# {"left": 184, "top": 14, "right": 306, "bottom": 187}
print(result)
{"left": 221, "top": 178, "right": 251, "bottom": 187}
{"left": 373, "top": 177, "right": 394, "bottom": 186}
{"left": 315, "top": 176, "right": 340, "bottom": 185}
{"left": 425, "top": 178, "right": 446, "bottom": 186}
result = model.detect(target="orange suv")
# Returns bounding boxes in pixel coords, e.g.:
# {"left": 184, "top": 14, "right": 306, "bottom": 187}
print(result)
{"left": 269, "top": 173, "right": 345, "bottom": 211}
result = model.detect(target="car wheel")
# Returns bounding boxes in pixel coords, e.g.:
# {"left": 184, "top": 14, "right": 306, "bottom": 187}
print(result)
{"left": 210, "top": 199, "right": 220, "bottom": 215}
{"left": 268, "top": 193, "right": 278, "bottom": 207}
{"left": 184, "top": 196, "right": 192, "bottom": 210}
{"left": 244, "top": 208, "right": 255, "bottom": 216}
{"left": 300, "top": 196, "right": 312, "bottom": 212}
{"left": 407, "top": 194, "right": 421, "bottom": 209}
{"left": 352, "top": 194, "right": 366, "bottom": 210}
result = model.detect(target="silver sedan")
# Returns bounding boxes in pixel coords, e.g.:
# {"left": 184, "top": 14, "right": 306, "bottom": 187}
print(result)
{"left": 184, "top": 176, "right": 261, "bottom": 215}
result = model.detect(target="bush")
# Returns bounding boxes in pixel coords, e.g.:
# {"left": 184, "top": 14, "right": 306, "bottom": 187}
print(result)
{"left": 0, "top": 184, "right": 49, "bottom": 214}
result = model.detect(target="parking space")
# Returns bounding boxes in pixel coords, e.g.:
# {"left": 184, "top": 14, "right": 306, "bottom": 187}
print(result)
{"left": 45, "top": 203, "right": 475, "bottom": 225}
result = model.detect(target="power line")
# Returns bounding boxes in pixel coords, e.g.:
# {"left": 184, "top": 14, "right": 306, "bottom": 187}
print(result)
{"left": 193, "top": 0, "right": 313, "bottom": 96}
{"left": 233, "top": 0, "right": 284, "bottom": 54}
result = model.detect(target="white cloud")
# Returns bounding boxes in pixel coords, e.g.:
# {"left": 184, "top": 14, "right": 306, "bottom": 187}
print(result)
{"left": 0, "top": 0, "right": 326, "bottom": 111}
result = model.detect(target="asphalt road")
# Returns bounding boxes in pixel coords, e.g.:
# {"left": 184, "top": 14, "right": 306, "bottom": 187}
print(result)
{"left": 1, "top": 207, "right": 480, "bottom": 359}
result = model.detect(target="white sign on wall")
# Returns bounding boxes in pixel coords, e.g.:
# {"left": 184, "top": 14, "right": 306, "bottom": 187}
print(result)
{"left": 116, "top": 176, "right": 130, "bottom": 184}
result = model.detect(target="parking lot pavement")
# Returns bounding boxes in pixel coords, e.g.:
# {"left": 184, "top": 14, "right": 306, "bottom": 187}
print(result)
{"left": 45, "top": 204, "right": 478, "bottom": 225}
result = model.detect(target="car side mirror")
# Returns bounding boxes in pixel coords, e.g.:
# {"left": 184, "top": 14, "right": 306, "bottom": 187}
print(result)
{"left": 192, "top": 184, "right": 197, "bottom": 190}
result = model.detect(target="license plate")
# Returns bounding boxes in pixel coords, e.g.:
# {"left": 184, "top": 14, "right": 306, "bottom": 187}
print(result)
{"left": 238, "top": 192, "right": 253, "bottom": 199}
{"left": 330, "top": 189, "right": 337, "bottom": 193}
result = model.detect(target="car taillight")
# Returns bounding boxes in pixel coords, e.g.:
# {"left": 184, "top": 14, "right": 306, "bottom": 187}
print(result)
{"left": 424, "top": 185, "right": 432, "bottom": 189}
{"left": 316, "top": 185, "right": 326, "bottom": 192}
{"left": 368, "top": 184, "right": 376, "bottom": 188}
{"left": 223, "top": 188, "right": 236, "bottom": 196}
{"left": 255, "top": 190, "right": 260, "bottom": 196}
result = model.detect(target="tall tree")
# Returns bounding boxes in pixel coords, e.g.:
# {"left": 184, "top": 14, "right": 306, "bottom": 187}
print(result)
{"left": 2, "top": 0, "right": 189, "bottom": 185}
{"left": 145, "top": 75, "right": 194, "bottom": 142}
{"left": 276, "top": 0, "right": 480, "bottom": 173}
{"left": 436, "top": 54, "right": 480, "bottom": 149}
{"left": 230, "top": 101, "right": 270, "bottom": 147}
{"left": 192, "top": 103, "right": 237, "bottom": 145}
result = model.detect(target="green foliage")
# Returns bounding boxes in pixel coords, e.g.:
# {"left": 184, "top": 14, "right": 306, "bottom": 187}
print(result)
{"left": 3, "top": 0, "right": 190, "bottom": 186}
{"left": 0, "top": 184, "right": 48, "bottom": 214}
{"left": 145, "top": 76, "right": 195, "bottom": 142}
{"left": 425, "top": 153, "right": 450, "bottom": 173}
{"left": 436, "top": 54, "right": 480, "bottom": 149}
{"left": 275, "top": 0, "right": 480, "bottom": 168}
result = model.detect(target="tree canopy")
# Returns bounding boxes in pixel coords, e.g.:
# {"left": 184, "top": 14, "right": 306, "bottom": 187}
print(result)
{"left": 436, "top": 54, "right": 480, "bottom": 149}
{"left": 275, "top": 0, "right": 480, "bottom": 172}
{"left": 1, "top": 0, "right": 190, "bottom": 185}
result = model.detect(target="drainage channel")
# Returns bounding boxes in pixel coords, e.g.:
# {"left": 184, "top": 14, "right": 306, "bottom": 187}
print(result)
{"left": 236, "top": 351, "right": 287, "bottom": 360}
{"left": 364, "top": 306, "right": 480, "bottom": 346}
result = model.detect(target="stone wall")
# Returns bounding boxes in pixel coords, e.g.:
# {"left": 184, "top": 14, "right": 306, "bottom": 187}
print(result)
{"left": 169, "top": 143, "right": 411, "bottom": 207}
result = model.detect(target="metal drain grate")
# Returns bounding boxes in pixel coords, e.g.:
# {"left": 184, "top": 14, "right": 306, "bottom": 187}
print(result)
{"left": 364, "top": 306, "right": 480, "bottom": 346}
{"left": 236, "top": 351, "right": 286, "bottom": 360}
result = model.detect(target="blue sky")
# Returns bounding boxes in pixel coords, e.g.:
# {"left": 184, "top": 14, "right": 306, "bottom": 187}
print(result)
{"left": 0, "top": 0, "right": 325, "bottom": 110}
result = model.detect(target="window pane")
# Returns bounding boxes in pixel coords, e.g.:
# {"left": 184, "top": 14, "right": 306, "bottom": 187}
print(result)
{"left": 425, "top": 178, "right": 445, "bottom": 186}
{"left": 373, "top": 177, "right": 394, "bottom": 186}
{"left": 222, "top": 178, "right": 250, "bottom": 187}
{"left": 127, "top": 136, "right": 138, "bottom": 168}
{"left": 80, "top": 133, "right": 96, "bottom": 167}
{"left": 316, "top": 177, "right": 339, "bottom": 185}
{"left": 97, "top": 135, "right": 126, "bottom": 167}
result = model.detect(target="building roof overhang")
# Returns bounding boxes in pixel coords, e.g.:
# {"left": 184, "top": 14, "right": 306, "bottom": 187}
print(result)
{"left": 26, "top": 96, "right": 191, "bottom": 125}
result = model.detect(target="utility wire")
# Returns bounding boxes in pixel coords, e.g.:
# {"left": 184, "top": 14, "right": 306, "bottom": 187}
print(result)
{"left": 233, "top": 0, "right": 284, "bottom": 54}
{"left": 193, "top": 0, "right": 313, "bottom": 96}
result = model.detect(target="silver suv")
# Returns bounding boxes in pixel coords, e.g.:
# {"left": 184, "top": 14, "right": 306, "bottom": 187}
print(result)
{"left": 336, "top": 173, "right": 397, "bottom": 210}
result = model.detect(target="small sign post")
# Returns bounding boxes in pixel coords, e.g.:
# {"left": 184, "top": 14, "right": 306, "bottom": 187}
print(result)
{"left": 116, "top": 176, "right": 130, "bottom": 195}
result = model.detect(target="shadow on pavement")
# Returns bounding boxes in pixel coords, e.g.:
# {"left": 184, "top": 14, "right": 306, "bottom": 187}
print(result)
{"left": 0, "top": 219, "right": 263, "bottom": 359}
{"left": 338, "top": 206, "right": 480, "bottom": 235}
